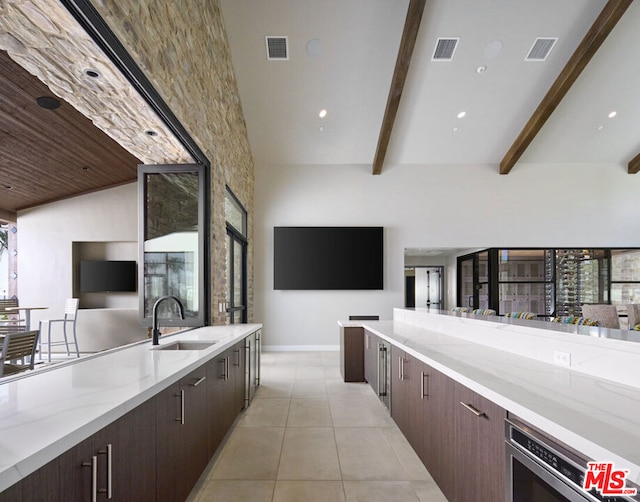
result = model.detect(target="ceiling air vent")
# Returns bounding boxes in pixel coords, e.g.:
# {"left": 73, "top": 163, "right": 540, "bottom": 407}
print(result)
{"left": 432, "top": 37, "right": 459, "bottom": 61}
{"left": 265, "top": 36, "right": 289, "bottom": 60}
{"left": 525, "top": 37, "right": 558, "bottom": 61}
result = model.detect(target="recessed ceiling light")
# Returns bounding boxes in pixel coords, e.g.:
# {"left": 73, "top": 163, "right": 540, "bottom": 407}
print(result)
{"left": 3, "top": 185, "right": 13, "bottom": 190}
{"left": 319, "top": 126, "right": 325, "bottom": 132}
{"left": 145, "top": 129, "right": 159, "bottom": 137}
{"left": 452, "top": 127, "right": 459, "bottom": 133}
{"left": 476, "top": 65, "right": 487, "bottom": 74}
{"left": 597, "top": 125, "right": 604, "bottom": 131}
{"left": 608, "top": 111, "right": 617, "bottom": 119}
{"left": 319, "top": 109, "right": 327, "bottom": 118}
{"left": 36, "top": 96, "right": 61, "bottom": 109}
{"left": 457, "top": 111, "right": 466, "bottom": 119}
{"left": 83, "top": 68, "right": 101, "bottom": 78}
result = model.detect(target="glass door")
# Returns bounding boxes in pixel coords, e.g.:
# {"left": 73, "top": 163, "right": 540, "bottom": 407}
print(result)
{"left": 457, "top": 254, "right": 477, "bottom": 309}
{"left": 225, "top": 187, "right": 248, "bottom": 324}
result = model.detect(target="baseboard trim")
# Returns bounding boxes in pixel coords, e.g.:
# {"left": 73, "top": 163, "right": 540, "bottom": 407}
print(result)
{"left": 262, "top": 345, "right": 339, "bottom": 352}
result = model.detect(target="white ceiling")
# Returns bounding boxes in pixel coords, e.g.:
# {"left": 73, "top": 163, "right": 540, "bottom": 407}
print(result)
{"left": 220, "top": 0, "right": 640, "bottom": 171}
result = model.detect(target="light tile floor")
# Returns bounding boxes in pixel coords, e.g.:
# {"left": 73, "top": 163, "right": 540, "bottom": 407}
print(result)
{"left": 188, "top": 351, "right": 448, "bottom": 502}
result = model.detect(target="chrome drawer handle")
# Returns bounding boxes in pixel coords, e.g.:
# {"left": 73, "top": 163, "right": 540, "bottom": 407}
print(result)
{"left": 192, "top": 376, "right": 206, "bottom": 387}
{"left": 460, "top": 401, "right": 486, "bottom": 417}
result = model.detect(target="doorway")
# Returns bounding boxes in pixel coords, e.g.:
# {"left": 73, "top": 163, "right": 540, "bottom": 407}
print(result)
{"left": 405, "top": 266, "right": 444, "bottom": 310}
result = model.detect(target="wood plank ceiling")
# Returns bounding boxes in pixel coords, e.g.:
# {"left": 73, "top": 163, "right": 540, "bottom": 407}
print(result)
{"left": 0, "top": 49, "right": 139, "bottom": 220}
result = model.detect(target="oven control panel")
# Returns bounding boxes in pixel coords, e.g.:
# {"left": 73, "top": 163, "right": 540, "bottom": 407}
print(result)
{"left": 508, "top": 421, "right": 635, "bottom": 502}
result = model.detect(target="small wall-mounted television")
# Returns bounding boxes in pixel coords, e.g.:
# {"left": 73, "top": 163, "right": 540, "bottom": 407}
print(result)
{"left": 80, "top": 260, "right": 137, "bottom": 293}
{"left": 274, "top": 227, "right": 383, "bottom": 290}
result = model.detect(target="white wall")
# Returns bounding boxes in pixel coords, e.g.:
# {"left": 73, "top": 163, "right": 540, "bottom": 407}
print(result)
{"left": 255, "top": 162, "right": 640, "bottom": 348}
{"left": 17, "top": 183, "right": 145, "bottom": 352}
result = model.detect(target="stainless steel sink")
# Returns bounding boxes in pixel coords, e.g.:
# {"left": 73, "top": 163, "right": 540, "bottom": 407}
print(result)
{"left": 154, "top": 341, "right": 217, "bottom": 351}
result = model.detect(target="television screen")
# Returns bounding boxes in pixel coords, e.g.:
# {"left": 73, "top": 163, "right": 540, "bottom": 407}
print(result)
{"left": 80, "top": 260, "right": 137, "bottom": 292}
{"left": 274, "top": 227, "right": 383, "bottom": 290}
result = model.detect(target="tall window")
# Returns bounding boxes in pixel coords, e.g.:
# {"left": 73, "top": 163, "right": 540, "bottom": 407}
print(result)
{"left": 139, "top": 164, "right": 206, "bottom": 327}
{"left": 225, "top": 187, "right": 248, "bottom": 324}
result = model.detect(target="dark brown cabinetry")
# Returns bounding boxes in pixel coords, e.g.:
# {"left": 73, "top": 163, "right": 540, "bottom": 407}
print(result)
{"left": 157, "top": 365, "right": 211, "bottom": 502}
{"left": 388, "top": 348, "right": 505, "bottom": 502}
{"left": 2, "top": 332, "right": 260, "bottom": 501}
{"left": 207, "top": 341, "right": 245, "bottom": 457}
{"left": 5, "top": 397, "right": 157, "bottom": 502}
{"left": 340, "top": 326, "right": 365, "bottom": 382}
{"left": 454, "top": 382, "right": 506, "bottom": 502}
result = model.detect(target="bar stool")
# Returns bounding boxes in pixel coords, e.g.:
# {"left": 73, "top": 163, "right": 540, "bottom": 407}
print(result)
{"left": 39, "top": 298, "right": 80, "bottom": 362}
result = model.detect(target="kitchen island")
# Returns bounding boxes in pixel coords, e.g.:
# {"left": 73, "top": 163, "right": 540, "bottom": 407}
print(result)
{"left": 341, "top": 308, "right": 640, "bottom": 500}
{"left": 0, "top": 323, "right": 261, "bottom": 499}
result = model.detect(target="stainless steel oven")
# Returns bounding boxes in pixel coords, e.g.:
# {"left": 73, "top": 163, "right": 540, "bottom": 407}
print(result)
{"left": 506, "top": 418, "right": 638, "bottom": 502}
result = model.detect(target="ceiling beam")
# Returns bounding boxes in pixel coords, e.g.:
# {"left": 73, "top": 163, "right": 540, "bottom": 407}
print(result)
{"left": 500, "top": 0, "right": 632, "bottom": 175}
{"left": 372, "top": 0, "right": 427, "bottom": 175}
{"left": 629, "top": 153, "right": 640, "bottom": 174}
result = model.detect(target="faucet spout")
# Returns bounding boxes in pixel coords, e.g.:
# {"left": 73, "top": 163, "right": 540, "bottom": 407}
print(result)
{"left": 152, "top": 295, "right": 185, "bottom": 345}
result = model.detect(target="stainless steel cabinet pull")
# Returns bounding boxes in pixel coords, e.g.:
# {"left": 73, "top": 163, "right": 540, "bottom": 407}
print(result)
{"left": 398, "top": 357, "right": 402, "bottom": 380}
{"left": 365, "top": 333, "right": 370, "bottom": 349}
{"left": 97, "top": 444, "right": 113, "bottom": 499}
{"left": 225, "top": 357, "right": 230, "bottom": 380}
{"left": 459, "top": 401, "right": 486, "bottom": 417}
{"left": 234, "top": 348, "right": 241, "bottom": 366}
{"left": 219, "top": 358, "right": 226, "bottom": 379}
{"left": 192, "top": 375, "right": 206, "bottom": 387}
{"left": 421, "top": 372, "right": 429, "bottom": 399}
{"left": 175, "top": 389, "right": 185, "bottom": 424}
{"left": 82, "top": 455, "right": 98, "bottom": 502}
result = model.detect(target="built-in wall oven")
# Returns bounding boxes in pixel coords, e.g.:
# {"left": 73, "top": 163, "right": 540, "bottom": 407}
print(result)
{"left": 506, "top": 418, "right": 639, "bottom": 502}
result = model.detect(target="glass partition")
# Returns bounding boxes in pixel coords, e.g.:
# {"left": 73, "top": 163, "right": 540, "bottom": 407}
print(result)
{"left": 138, "top": 164, "right": 206, "bottom": 327}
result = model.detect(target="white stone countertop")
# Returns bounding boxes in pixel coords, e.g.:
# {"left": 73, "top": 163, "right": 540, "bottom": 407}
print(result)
{"left": 357, "top": 319, "right": 640, "bottom": 485}
{"left": 0, "top": 324, "right": 262, "bottom": 492}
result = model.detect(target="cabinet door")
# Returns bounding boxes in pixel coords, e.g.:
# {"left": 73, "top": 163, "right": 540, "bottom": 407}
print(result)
{"left": 418, "top": 361, "right": 456, "bottom": 501}
{"left": 92, "top": 397, "right": 157, "bottom": 501}
{"left": 207, "top": 353, "right": 228, "bottom": 457}
{"left": 180, "top": 366, "right": 209, "bottom": 498}
{"left": 390, "top": 346, "right": 410, "bottom": 437}
{"left": 156, "top": 381, "right": 182, "bottom": 502}
{"left": 21, "top": 447, "right": 64, "bottom": 502}
{"left": 455, "top": 382, "right": 506, "bottom": 502}
{"left": 363, "top": 330, "right": 379, "bottom": 394}
{"left": 234, "top": 341, "right": 246, "bottom": 413}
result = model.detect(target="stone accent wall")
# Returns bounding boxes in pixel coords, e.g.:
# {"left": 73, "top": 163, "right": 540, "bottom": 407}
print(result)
{"left": 0, "top": 0, "right": 192, "bottom": 164}
{"left": 92, "top": 0, "right": 255, "bottom": 324}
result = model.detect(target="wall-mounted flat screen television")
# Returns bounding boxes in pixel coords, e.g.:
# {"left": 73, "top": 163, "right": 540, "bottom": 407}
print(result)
{"left": 80, "top": 260, "right": 137, "bottom": 292}
{"left": 274, "top": 227, "right": 383, "bottom": 290}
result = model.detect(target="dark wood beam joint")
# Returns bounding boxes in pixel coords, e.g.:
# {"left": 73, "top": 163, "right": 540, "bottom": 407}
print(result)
{"left": 628, "top": 153, "right": 640, "bottom": 174}
{"left": 372, "top": 0, "right": 427, "bottom": 175}
{"left": 500, "top": 0, "right": 632, "bottom": 175}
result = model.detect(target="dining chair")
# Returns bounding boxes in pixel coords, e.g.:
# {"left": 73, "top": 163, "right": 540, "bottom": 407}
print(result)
{"left": 0, "top": 298, "right": 24, "bottom": 325}
{"left": 471, "top": 309, "right": 496, "bottom": 316}
{"left": 551, "top": 316, "right": 600, "bottom": 326}
{"left": 580, "top": 304, "right": 620, "bottom": 329}
{"left": 627, "top": 304, "right": 640, "bottom": 330}
{"left": 38, "top": 298, "right": 80, "bottom": 362}
{"left": 0, "top": 330, "right": 39, "bottom": 377}
{"left": 505, "top": 311, "right": 536, "bottom": 320}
